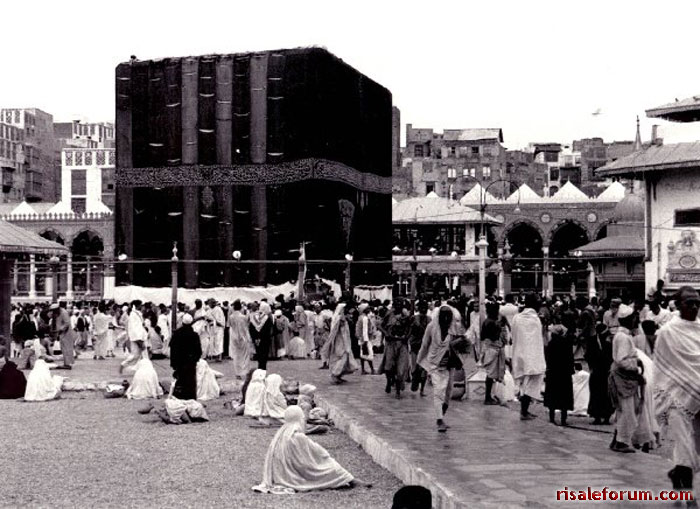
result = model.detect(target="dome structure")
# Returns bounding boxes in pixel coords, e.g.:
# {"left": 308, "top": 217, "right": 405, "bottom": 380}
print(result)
{"left": 613, "top": 191, "right": 645, "bottom": 223}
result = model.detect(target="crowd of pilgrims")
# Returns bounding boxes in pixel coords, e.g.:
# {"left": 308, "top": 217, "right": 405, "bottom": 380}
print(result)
{"left": 2, "top": 281, "right": 699, "bottom": 499}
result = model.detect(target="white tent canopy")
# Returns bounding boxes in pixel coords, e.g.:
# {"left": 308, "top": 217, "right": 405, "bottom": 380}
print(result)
{"left": 595, "top": 181, "right": 626, "bottom": 202}
{"left": 459, "top": 183, "right": 501, "bottom": 206}
{"left": 505, "top": 183, "right": 541, "bottom": 204}
{"left": 550, "top": 181, "right": 590, "bottom": 203}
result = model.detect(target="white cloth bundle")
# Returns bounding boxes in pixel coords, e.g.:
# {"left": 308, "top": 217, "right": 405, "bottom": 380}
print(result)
{"left": 126, "top": 356, "right": 163, "bottom": 400}
{"left": 244, "top": 369, "right": 267, "bottom": 417}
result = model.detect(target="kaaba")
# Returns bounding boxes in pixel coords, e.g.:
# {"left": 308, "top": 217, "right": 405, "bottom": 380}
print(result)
{"left": 115, "top": 48, "right": 392, "bottom": 288}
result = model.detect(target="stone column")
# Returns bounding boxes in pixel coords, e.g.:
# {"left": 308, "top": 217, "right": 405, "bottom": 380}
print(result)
{"left": 103, "top": 257, "right": 115, "bottom": 300}
{"left": 65, "top": 254, "right": 74, "bottom": 300}
{"left": 29, "top": 254, "right": 37, "bottom": 300}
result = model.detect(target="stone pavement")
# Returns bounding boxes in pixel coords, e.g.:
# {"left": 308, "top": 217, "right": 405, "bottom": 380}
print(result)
{"left": 273, "top": 360, "right": 679, "bottom": 509}
{"left": 44, "top": 354, "right": 681, "bottom": 508}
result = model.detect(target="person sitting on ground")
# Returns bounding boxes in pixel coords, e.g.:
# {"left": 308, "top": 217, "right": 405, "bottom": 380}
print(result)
{"left": 0, "top": 360, "right": 27, "bottom": 399}
{"left": 24, "top": 359, "right": 63, "bottom": 402}
{"left": 263, "top": 373, "right": 288, "bottom": 422}
{"left": 244, "top": 369, "right": 268, "bottom": 420}
{"left": 195, "top": 358, "right": 220, "bottom": 401}
{"left": 149, "top": 325, "right": 167, "bottom": 360}
{"left": 252, "top": 405, "right": 370, "bottom": 494}
{"left": 125, "top": 348, "right": 164, "bottom": 400}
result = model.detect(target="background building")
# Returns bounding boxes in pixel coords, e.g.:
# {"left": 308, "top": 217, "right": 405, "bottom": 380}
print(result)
{"left": 0, "top": 122, "right": 25, "bottom": 203}
{"left": 0, "top": 108, "right": 58, "bottom": 203}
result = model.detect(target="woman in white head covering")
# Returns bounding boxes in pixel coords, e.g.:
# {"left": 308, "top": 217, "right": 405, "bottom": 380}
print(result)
{"left": 195, "top": 359, "right": 221, "bottom": 401}
{"left": 24, "top": 359, "right": 64, "bottom": 402}
{"left": 244, "top": 369, "right": 267, "bottom": 418}
{"left": 252, "top": 405, "right": 358, "bottom": 494}
{"left": 263, "top": 373, "right": 288, "bottom": 420}
{"left": 125, "top": 348, "right": 164, "bottom": 400}
{"left": 321, "top": 303, "right": 358, "bottom": 384}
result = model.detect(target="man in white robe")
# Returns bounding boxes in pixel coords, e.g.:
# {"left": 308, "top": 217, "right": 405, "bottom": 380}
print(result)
{"left": 207, "top": 299, "right": 225, "bottom": 362}
{"left": 654, "top": 286, "right": 700, "bottom": 494}
{"left": 120, "top": 300, "right": 147, "bottom": 374}
{"left": 511, "top": 293, "right": 546, "bottom": 420}
{"left": 192, "top": 299, "right": 209, "bottom": 359}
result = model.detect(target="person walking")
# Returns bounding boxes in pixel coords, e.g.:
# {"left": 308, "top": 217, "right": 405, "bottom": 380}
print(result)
{"left": 543, "top": 323, "right": 574, "bottom": 426}
{"left": 417, "top": 306, "right": 466, "bottom": 432}
{"left": 50, "top": 304, "right": 74, "bottom": 370}
{"left": 511, "top": 293, "right": 546, "bottom": 420}
{"left": 654, "top": 286, "right": 700, "bottom": 498}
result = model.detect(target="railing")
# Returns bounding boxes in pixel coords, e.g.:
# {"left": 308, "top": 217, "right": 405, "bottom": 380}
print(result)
{"left": 0, "top": 211, "right": 113, "bottom": 221}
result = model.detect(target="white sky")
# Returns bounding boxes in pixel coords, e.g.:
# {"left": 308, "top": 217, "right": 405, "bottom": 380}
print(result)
{"left": 3, "top": 0, "right": 700, "bottom": 149}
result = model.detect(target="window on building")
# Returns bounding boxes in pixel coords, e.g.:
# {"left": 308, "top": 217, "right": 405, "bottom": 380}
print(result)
{"left": 549, "top": 167, "right": 559, "bottom": 180}
{"left": 471, "top": 146, "right": 479, "bottom": 155}
{"left": 414, "top": 145, "right": 424, "bottom": 157}
{"left": 462, "top": 168, "right": 470, "bottom": 178}
{"left": 482, "top": 166, "right": 491, "bottom": 178}
{"left": 425, "top": 182, "right": 435, "bottom": 194}
{"left": 71, "top": 198, "right": 86, "bottom": 215}
{"left": 71, "top": 169, "right": 87, "bottom": 195}
{"left": 675, "top": 208, "right": 700, "bottom": 227}
{"left": 470, "top": 168, "right": 476, "bottom": 178}
{"left": 450, "top": 146, "right": 456, "bottom": 156}
{"left": 447, "top": 168, "right": 457, "bottom": 179}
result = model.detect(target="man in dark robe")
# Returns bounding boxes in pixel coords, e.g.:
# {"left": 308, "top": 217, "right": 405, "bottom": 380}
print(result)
{"left": 169, "top": 314, "right": 202, "bottom": 400}
{"left": 585, "top": 323, "right": 614, "bottom": 425}
{"left": 0, "top": 360, "right": 27, "bottom": 399}
{"left": 378, "top": 300, "right": 411, "bottom": 399}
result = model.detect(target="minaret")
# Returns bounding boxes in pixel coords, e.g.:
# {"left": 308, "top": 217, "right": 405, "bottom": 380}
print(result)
{"left": 634, "top": 115, "right": 643, "bottom": 151}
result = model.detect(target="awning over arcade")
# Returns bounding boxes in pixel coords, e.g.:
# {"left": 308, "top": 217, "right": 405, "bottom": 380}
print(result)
{"left": 570, "top": 235, "right": 644, "bottom": 259}
{"left": 0, "top": 220, "right": 69, "bottom": 256}
{"left": 393, "top": 195, "right": 501, "bottom": 225}
{"left": 596, "top": 142, "right": 700, "bottom": 178}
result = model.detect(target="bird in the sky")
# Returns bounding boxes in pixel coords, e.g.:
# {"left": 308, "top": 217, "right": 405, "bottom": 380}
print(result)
{"left": 592, "top": 108, "right": 602, "bottom": 116}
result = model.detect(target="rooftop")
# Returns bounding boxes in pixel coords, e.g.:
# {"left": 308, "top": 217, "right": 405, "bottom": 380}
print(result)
{"left": 0, "top": 220, "right": 68, "bottom": 255}
{"left": 393, "top": 195, "right": 500, "bottom": 225}
{"left": 442, "top": 128, "right": 504, "bottom": 143}
{"left": 571, "top": 235, "right": 644, "bottom": 258}
{"left": 647, "top": 95, "right": 700, "bottom": 122}
{"left": 596, "top": 141, "right": 700, "bottom": 177}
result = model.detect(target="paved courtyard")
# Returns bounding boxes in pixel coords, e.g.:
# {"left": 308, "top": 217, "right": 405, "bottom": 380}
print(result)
{"left": 7, "top": 354, "right": 687, "bottom": 508}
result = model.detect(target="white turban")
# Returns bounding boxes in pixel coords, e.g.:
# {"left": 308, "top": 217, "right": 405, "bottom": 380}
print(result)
{"left": 182, "top": 314, "right": 193, "bottom": 325}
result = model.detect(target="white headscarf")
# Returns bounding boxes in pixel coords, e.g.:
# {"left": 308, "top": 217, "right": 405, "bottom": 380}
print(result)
{"left": 263, "top": 373, "right": 288, "bottom": 420}
{"left": 244, "top": 369, "right": 267, "bottom": 417}
{"left": 251, "top": 303, "right": 272, "bottom": 332}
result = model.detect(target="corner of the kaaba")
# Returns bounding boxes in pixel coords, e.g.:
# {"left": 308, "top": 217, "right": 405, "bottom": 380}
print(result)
{"left": 114, "top": 47, "right": 392, "bottom": 290}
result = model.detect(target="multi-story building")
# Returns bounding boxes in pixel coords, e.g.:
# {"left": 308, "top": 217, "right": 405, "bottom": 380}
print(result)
{"left": 60, "top": 147, "right": 116, "bottom": 212}
{"left": 0, "top": 108, "right": 58, "bottom": 202}
{"left": 574, "top": 137, "right": 638, "bottom": 184}
{"left": 0, "top": 122, "right": 25, "bottom": 203}
{"left": 531, "top": 143, "right": 582, "bottom": 195}
{"left": 404, "top": 125, "right": 515, "bottom": 198}
{"left": 54, "top": 120, "right": 115, "bottom": 149}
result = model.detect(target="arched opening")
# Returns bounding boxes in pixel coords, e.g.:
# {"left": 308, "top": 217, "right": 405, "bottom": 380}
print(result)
{"left": 40, "top": 230, "right": 65, "bottom": 245}
{"left": 549, "top": 221, "right": 589, "bottom": 294}
{"left": 71, "top": 230, "right": 104, "bottom": 296}
{"left": 505, "top": 222, "right": 543, "bottom": 292}
{"left": 549, "top": 185, "right": 559, "bottom": 196}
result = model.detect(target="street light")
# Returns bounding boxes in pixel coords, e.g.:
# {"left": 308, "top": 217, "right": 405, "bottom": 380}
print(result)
{"left": 48, "top": 255, "right": 60, "bottom": 303}
{"left": 344, "top": 254, "right": 353, "bottom": 292}
{"left": 171, "top": 242, "right": 178, "bottom": 330}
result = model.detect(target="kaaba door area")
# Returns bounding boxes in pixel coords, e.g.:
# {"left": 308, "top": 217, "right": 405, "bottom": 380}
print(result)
{"left": 115, "top": 48, "right": 392, "bottom": 288}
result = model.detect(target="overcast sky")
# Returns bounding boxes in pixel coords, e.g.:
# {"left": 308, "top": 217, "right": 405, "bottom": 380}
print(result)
{"left": 4, "top": 0, "right": 700, "bottom": 149}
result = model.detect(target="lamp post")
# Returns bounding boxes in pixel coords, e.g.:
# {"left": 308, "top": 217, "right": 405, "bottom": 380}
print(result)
{"left": 474, "top": 179, "right": 521, "bottom": 326}
{"left": 171, "top": 243, "right": 178, "bottom": 331}
{"left": 344, "top": 254, "right": 353, "bottom": 293}
{"left": 48, "top": 255, "right": 60, "bottom": 303}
